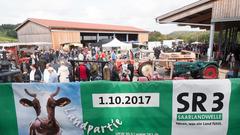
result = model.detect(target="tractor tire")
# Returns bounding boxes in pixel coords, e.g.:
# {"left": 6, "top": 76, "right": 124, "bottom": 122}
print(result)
{"left": 201, "top": 64, "right": 218, "bottom": 79}
{"left": 138, "top": 62, "right": 153, "bottom": 77}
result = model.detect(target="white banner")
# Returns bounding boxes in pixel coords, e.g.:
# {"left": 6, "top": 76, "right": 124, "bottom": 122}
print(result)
{"left": 172, "top": 79, "right": 231, "bottom": 135}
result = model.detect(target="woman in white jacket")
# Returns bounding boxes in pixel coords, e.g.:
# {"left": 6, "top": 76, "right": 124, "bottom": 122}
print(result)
{"left": 58, "top": 61, "right": 70, "bottom": 82}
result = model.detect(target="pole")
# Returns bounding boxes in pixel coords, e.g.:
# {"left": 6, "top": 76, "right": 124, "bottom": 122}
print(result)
{"left": 208, "top": 23, "right": 215, "bottom": 61}
{"left": 97, "top": 33, "right": 100, "bottom": 42}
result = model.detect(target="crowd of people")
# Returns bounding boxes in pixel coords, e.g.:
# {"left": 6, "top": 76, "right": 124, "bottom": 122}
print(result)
{"left": 6, "top": 42, "right": 235, "bottom": 83}
{"left": 17, "top": 46, "right": 136, "bottom": 83}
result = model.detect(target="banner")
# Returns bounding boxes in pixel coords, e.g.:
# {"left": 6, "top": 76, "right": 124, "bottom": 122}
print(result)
{"left": 0, "top": 79, "right": 240, "bottom": 135}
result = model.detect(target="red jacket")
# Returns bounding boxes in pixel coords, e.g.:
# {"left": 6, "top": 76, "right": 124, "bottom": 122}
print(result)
{"left": 101, "top": 52, "right": 106, "bottom": 59}
{"left": 78, "top": 64, "right": 88, "bottom": 80}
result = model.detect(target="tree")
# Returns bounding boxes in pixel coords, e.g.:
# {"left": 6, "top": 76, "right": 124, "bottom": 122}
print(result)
{"left": 149, "top": 31, "right": 165, "bottom": 41}
{"left": 0, "top": 24, "right": 19, "bottom": 39}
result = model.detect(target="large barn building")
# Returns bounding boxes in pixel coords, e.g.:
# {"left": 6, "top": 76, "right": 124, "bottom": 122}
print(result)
{"left": 16, "top": 18, "right": 149, "bottom": 50}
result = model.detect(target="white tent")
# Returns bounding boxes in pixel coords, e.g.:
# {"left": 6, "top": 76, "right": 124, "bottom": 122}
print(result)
{"left": 191, "top": 41, "right": 202, "bottom": 45}
{"left": 102, "top": 38, "right": 132, "bottom": 50}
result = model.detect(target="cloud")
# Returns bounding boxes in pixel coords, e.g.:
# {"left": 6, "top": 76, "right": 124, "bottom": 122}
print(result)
{"left": 0, "top": 0, "right": 199, "bottom": 34}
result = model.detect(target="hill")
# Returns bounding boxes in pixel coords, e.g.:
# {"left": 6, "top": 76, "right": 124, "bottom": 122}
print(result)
{"left": 149, "top": 31, "right": 220, "bottom": 44}
{"left": 0, "top": 24, "right": 19, "bottom": 42}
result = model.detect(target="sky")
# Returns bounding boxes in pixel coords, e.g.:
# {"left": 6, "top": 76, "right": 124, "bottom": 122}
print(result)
{"left": 0, "top": 0, "right": 201, "bottom": 34}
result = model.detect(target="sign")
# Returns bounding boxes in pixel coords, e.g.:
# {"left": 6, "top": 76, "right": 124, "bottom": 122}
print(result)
{"left": 0, "top": 80, "right": 240, "bottom": 135}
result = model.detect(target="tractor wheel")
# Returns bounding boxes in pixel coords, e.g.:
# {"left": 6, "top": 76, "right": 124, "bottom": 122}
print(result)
{"left": 138, "top": 62, "right": 153, "bottom": 77}
{"left": 201, "top": 64, "right": 218, "bottom": 79}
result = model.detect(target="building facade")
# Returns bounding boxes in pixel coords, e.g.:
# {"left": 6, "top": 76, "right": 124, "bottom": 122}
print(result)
{"left": 16, "top": 18, "right": 149, "bottom": 50}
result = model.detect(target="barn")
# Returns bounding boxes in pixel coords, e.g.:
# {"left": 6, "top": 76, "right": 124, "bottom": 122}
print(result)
{"left": 15, "top": 18, "right": 149, "bottom": 50}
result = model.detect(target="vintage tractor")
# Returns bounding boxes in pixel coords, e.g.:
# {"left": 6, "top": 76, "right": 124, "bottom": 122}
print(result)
{"left": 0, "top": 50, "right": 21, "bottom": 82}
{"left": 173, "top": 61, "right": 219, "bottom": 79}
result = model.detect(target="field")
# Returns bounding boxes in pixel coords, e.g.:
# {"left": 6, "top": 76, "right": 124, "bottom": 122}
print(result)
{"left": 0, "top": 32, "right": 17, "bottom": 42}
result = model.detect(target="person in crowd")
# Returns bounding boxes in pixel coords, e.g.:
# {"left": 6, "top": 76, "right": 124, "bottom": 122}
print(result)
{"left": 103, "top": 63, "right": 111, "bottom": 80}
{"left": 58, "top": 61, "right": 70, "bottom": 83}
{"left": 127, "top": 60, "right": 134, "bottom": 81}
{"left": 48, "top": 67, "right": 59, "bottom": 83}
{"left": 51, "top": 60, "right": 60, "bottom": 72}
{"left": 29, "top": 64, "right": 42, "bottom": 83}
{"left": 111, "top": 50, "right": 117, "bottom": 62}
{"left": 44, "top": 51, "right": 50, "bottom": 63}
{"left": 78, "top": 51, "right": 84, "bottom": 60}
{"left": 76, "top": 62, "right": 89, "bottom": 81}
{"left": 111, "top": 65, "right": 120, "bottom": 81}
{"left": 101, "top": 51, "right": 106, "bottom": 61}
{"left": 29, "top": 53, "right": 38, "bottom": 66}
{"left": 120, "top": 73, "right": 130, "bottom": 82}
{"left": 117, "top": 50, "right": 122, "bottom": 59}
{"left": 38, "top": 54, "right": 47, "bottom": 73}
{"left": 121, "top": 61, "right": 128, "bottom": 74}
{"left": 226, "top": 52, "right": 235, "bottom": 70}
{"left": 233, "top": 48, "right": 240, "bottom": 78}
{"left": 43, "top": 63, "right": 56, "bottom": 83}
{"left": 55, "top": 49, "right": 60, "bottom": 60}
{"left": 151, "top": 71, "right": 163, "bottom": 81}
{"left": 20, "top": 61, "right": 30, "bottom": 82}
{"left": 95, "top": 52, "right": 99, "bottom": 61}
{"left": 49, "top": 49, "right": 55, "bottom": 62}
{"left": 153, "top": 47, "right": 161, "bottom": 59}
{"left": 86, "top": 51, "right": 92, "bottom": 60}
{"left": 90, "top": 63, "right": 99, "bottom": 80}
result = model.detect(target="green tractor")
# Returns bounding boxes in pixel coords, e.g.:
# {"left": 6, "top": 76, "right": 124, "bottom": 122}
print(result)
{"left": 173, "top": 61, "right": 219, "bottom": 79}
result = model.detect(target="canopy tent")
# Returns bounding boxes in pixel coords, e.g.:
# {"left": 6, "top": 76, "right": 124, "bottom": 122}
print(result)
{"left": 102, "top": 38, "right": 132, "bottom": 50}
{"left": 191, "top": 41, "right": 203, "bottom": 45}
{"left": 90, "top": 39, "right": 112, "bottom": 47}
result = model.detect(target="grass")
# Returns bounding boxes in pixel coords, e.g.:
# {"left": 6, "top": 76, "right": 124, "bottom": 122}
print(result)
{"left": 0, "top": 32, "right": 17, "bottom": 42}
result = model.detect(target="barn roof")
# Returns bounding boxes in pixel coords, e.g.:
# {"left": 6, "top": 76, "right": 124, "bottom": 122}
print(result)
{"left": 156, "top": 0, "right": 216, "bottom": 30}
{"left": 16, "top": 18, "right": 148, "bottom": 33}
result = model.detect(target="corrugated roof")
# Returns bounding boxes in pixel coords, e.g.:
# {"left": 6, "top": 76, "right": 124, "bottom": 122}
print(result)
{"left": 156, "top": 0, "right": 215, "bottom": 22}
{"left": 16, "top": 18, "right": 148, "bottom": 33}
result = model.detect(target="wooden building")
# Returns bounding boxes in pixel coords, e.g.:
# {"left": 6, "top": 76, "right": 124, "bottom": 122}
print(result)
{"left": 156, "top": 0, "right": 240, "bottom": 60}
{"left": 16, "top": 18, "right": 149, "bottom": 50}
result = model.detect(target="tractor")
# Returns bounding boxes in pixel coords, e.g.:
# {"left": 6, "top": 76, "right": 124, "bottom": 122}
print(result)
{"left": 173, "top": 61, "right": 219, "bottom": 79}
{"left": 0, "top": 50, "right": 21, "bottom": 82}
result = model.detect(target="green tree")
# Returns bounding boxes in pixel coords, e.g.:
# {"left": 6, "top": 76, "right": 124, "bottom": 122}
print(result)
{"left": 0, "top": 24, "right": 19, "bottom": 41}
{"left": 149, "top": 31, "right": 165, "bottom": 41}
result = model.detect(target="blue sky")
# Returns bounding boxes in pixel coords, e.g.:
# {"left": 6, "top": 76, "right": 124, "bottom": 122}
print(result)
{"left": 0, "top": 0, "right": 200, "bottom": 34}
